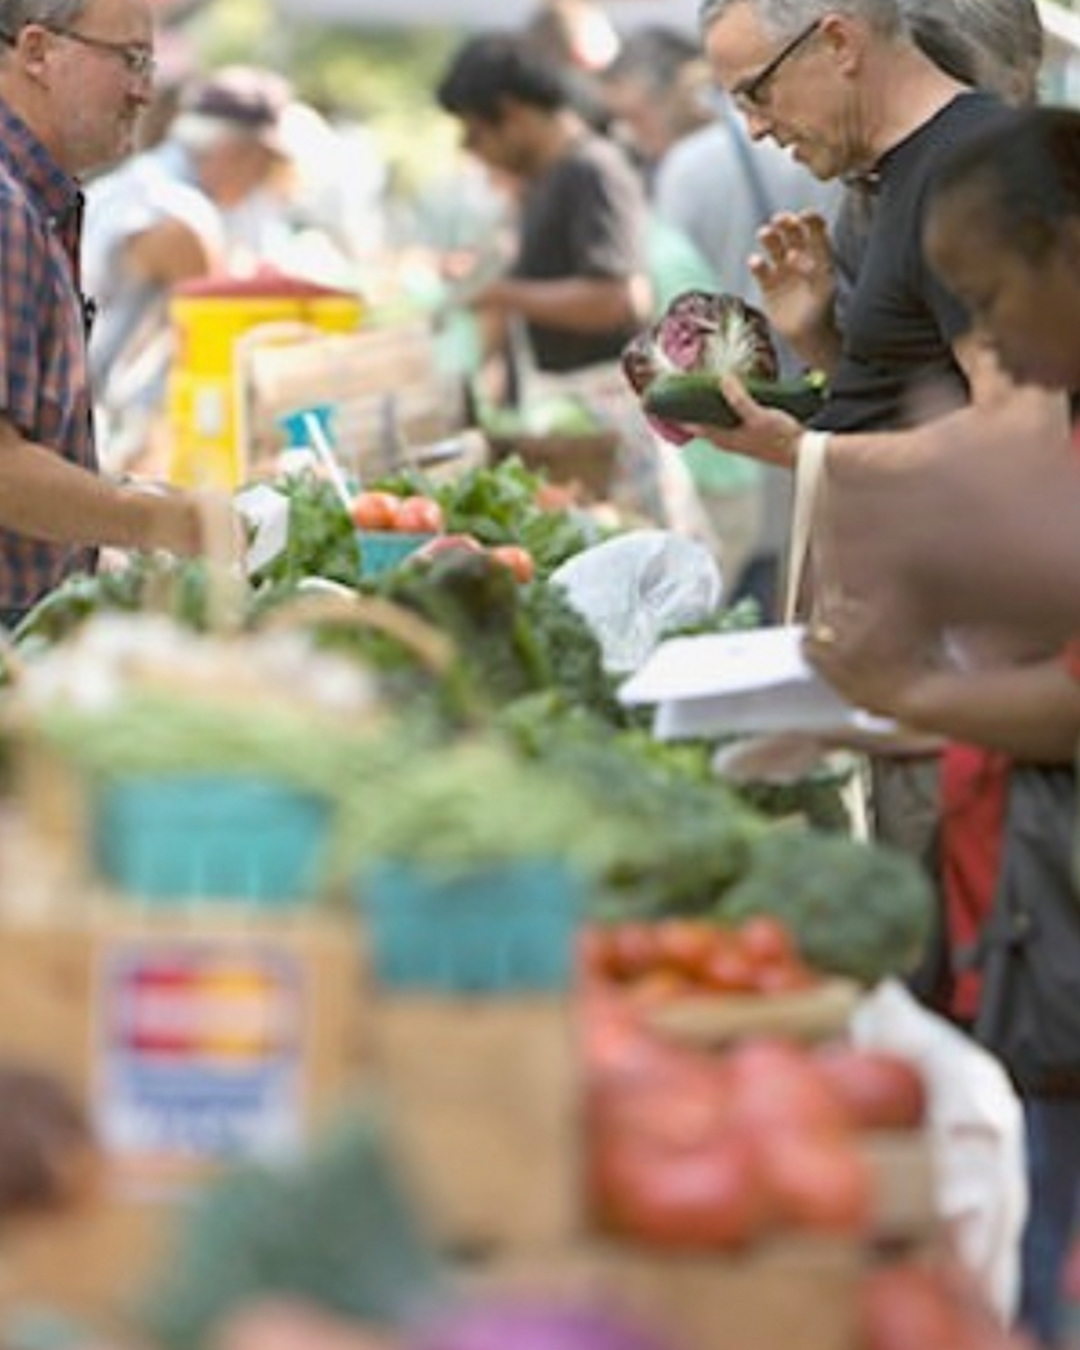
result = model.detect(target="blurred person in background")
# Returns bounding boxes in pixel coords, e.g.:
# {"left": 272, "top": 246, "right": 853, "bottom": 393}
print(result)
{"left": 0, "top": 0, "right": 211, "bottom": 629}
{"left": 435, "top": 32, "right": 698, "bottom": 529}
{"left": 600, "top": 26, "right": 713, "bottom": 186}
{"left": 82, "top": 63, "right": 294, "bottom": 471}
{"left": 435, "top": 30, "right": 649, "bottom": 382}
{"left": 521, "top": 0, "right": 619, "bottom": 133}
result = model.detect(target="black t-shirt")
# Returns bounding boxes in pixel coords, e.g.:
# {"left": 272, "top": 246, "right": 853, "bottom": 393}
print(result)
{"left": 514, "top": 133, "right": 647, "bottom": 373}
{"left": 815, "top": 90, "right": 1006, "bottom": 433}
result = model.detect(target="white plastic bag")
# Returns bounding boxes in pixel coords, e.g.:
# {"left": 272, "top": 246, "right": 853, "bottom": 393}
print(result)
{"left": 549, "top": 529, "right": 722, "bottom": 674}
{"left": 851, "top": 979, "right": 1028, "bottom": 1322}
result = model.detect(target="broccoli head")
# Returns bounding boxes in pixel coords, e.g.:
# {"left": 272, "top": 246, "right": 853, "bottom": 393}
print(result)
{"left": 717, "top": 827, "right": 935, "bottom": 986}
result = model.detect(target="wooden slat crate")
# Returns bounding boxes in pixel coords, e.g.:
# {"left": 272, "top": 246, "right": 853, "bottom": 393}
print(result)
{"left": 240, "top": 321, "right": 466, "bottom": 477}
{"left": 366, "top": 994, "right": 581, "bottom": 1255}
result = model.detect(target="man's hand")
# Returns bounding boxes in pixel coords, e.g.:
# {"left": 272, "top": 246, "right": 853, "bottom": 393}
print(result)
{"left": 750, "top": 211, "right": 841, "bottom": 371}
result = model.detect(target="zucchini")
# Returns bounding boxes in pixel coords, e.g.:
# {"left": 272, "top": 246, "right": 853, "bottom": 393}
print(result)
{"left": 642, "top": 369, "right": 827, "bottom": 427}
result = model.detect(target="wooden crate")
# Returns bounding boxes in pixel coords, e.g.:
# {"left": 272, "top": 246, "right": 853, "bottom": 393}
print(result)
{"left": 595, "top": 1236, "right": 864, "bottom": 1350}
{"left": 240, "top": 321, "right": 465, "bottom": 476}
{"left": 861, "top": 1128, "right": 940, "bottom": 1246}
{"left": 0, "top": 909, "right": 368, "bottom": 1325}
{"left": 366, "top": 994, "right": 581, "bottom": 1254}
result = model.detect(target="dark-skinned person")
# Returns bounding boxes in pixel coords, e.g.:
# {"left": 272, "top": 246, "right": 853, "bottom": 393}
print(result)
{"left": 804, "top": 104, "right": 1080, "bottom": 1348}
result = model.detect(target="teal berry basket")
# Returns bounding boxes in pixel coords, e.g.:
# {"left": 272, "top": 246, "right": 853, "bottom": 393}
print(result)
{"left": 356, "top": 531, "right": 436, "bottom": 577}
{"left": 92, "top": 773, "right": 332, "bottom": 907}
{"left": 355, "top": 858, "right": 583, "bottom": 994}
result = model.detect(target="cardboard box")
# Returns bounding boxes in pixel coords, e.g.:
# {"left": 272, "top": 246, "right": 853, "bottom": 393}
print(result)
{"left": 596, "top": 1236, "right": 864, "bottom": 1350}
{"left": 368, "top": 994, "right": 581, "bottom": 1253}
{"left": 861, "top": 1128, "right": 940, "bottom": 1244}
{"left": 0, "top": 910, "right": 368, "bottom": 1324}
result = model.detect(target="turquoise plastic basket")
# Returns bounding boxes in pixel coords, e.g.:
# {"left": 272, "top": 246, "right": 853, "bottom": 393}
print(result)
{"left": 93, "top": 774, "right": 331, "bottom": 907}
{"left": 356, "top": 859, "right": 582, "bottom": 993}
{"left": 356, "top": 531, "right": 435, "bottom": 577}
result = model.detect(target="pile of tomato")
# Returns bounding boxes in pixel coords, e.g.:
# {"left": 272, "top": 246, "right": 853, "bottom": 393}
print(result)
{"left": 349, "top": 490, "right": 445, "bottom": 535}
{"left": 348, "top": 491, "right": 536, "bottom": 582}
{"left": 580, "top": 915, "right": 820, "bottom": 1000}
{"left": 584, "top": 994, "right": 927, "bottom": 1251}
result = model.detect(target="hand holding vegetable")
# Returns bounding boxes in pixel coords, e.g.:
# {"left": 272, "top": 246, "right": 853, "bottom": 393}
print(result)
{"left": 621, "top": 290, "right": 824, "bottom": 469}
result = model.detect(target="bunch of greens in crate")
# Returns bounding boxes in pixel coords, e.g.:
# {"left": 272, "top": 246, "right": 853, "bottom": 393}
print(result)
{"left": 249, "top": 470, "right": 360, "bottom": 592}
{"left": 12, "top": 555, "right": 219, "bottom": 651}
{"left": 365, "top": 547, "right": 621, "bottom": 721}
{"left": 497, "top": 697, "right": 763, "bottom": 916}
{"left": 373, "top": 456, "right": 600, "bottom": 579}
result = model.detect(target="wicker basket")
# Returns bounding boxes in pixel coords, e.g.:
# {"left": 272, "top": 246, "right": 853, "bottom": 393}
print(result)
{"left": 486, "top": 431, "right": 619, "bottom": 501}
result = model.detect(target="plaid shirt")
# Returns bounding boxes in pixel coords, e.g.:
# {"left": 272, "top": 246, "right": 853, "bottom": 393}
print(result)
{"left": 0, "top": 97, "right": 96, "bottom": 614}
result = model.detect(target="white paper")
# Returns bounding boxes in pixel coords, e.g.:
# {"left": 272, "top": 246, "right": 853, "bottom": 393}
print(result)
{"left": 618, "top": 625, "right": 897, "bottom": 741}
{"left": 235, "top": 484, "right": 290, "bottom": 575}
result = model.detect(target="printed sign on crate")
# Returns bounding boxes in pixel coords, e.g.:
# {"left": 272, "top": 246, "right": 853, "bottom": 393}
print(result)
{"left": 95, "top": 940, "right": 305, "bottom": 1197}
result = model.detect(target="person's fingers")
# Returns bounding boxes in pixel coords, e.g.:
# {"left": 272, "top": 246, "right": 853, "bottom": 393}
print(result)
{"left": 755, "top": 224, "right": 788, "bottom": 264}
{"left": 802, "top": 212, "right": 835, "bottom": 260}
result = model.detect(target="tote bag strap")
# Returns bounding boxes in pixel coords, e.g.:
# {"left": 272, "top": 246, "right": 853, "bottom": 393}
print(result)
{"left": 784, "top": 430, "right": 830, "bottom": 623}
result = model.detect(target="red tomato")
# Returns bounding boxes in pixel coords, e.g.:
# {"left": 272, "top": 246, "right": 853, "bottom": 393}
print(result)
{"left": 594, "top": 1129, "right": 770, "bottom": 1250}
{"left": 412, "top": 533, "right": 484, "bottom": 561}
{"left": 606, "top": 923, "right": 662, "bottom": 982}
{"left": 753, "top": 960, "right": 818, "bottom": 994}
{"left": 813, "top": 1044, "right": 928, "bottom": 1131}
{"left": 755, "top": 1126, "right": 873, "bottom": 1235}
{"left": 655, "top": 919, "right": 717, "bottom": 980}
{"left": 578, "top": 926, "right": 619, "bottom": 983}
{"left": 394, "top": 495, "right": 444, "bottom": 534}
{"left": 349, "top": 490, "right": 400, "bottom": 531}
{"left": 488, "top": 544, "right": 536, "bottom": 583}
{"left": 629, "top": 969, "right": 695, "bottom": 1006}
{"left": 699, "top": 943, "right": 757, "bottom": 993}
{"left": 738, "top": 915, "right": 798, "bottom": 968}
{"left": 726, "top": 1039, "right": 850, "bottom": 1136}
{"left": 859, "top": 1263, "right": 989, "bottom": 1350}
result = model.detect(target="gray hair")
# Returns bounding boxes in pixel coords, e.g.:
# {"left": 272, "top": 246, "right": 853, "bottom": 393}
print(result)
{"left": 0, "top": 0, "right": 90, "bottom": 32}
{"left": 699, "top": 0, "right": 904, "bottom": 41}
{"left": 901, "top": 0, "right": 1043, "bottom": 105}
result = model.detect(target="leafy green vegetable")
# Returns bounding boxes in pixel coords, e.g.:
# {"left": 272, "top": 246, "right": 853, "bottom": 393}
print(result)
{"left": 138, "top": 1104, "right": 444, "bottom": 1350}
{"left": 250, "top": 471, "right": 361, "bottom": 591}
{"left": 13, "top": 556, "right": 218, "bottom": 649}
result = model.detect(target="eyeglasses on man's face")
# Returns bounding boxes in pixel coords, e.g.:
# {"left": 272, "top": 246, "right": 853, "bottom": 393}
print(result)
{"left": 0, "top": 23, "right": 155, "bottom": 78}
{"left": 731, "top": 17, "right": 822, "bottom": 114}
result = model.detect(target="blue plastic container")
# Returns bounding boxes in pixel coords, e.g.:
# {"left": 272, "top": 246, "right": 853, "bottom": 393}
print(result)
{"left": 356, "top": 531, "right": 435, "bottom": 577}
{"left": 93, "top": 774, "right": 331, "bottom": 907}
{"left": 356, "top": 858, "right": 582, "bottom": 994}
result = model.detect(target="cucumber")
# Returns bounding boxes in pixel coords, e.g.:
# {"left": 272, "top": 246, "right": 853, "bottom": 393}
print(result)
{"left": 642, "top": 369, "right": 827, "bottom": 427}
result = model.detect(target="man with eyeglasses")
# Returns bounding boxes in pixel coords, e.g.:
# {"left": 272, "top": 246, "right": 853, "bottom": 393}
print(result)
{"left": 692, "top": 0, "right": 1026, "bottom": 449}
{"left": 0, "top": 0, "right": 216, "bottom": 630}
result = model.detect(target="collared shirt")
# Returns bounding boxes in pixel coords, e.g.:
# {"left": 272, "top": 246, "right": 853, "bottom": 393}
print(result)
{"left": 0, "top": 95, "right": 96, "bottom": 614}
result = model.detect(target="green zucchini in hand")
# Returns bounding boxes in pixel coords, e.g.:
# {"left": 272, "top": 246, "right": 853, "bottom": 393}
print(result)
{"left": 643, "top": 369, "right": 828, "bottom": 428}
